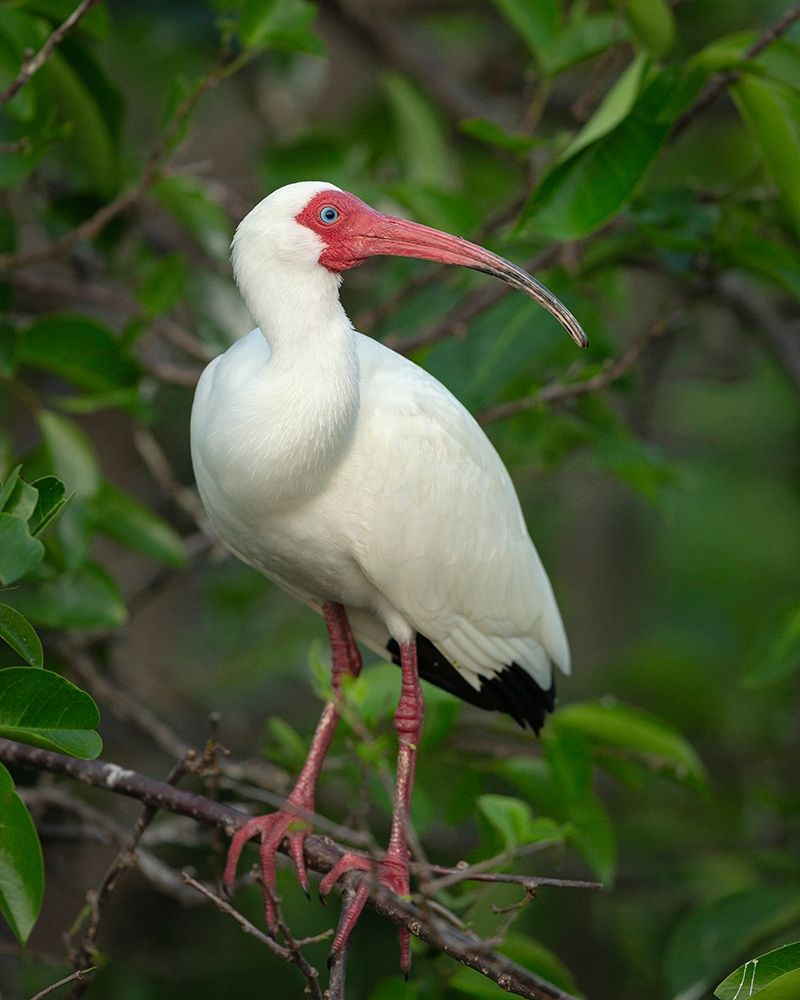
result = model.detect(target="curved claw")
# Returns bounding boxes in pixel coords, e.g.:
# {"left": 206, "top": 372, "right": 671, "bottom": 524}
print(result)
{"left": 223, "top": 809, "right": 312, "bottom": 930}
{"left": 319, "top": 851, "right": 371, "bottom": 897}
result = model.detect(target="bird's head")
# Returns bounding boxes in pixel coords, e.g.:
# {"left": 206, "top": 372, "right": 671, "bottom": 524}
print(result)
{"left": 233, "top": 181, "right": 587, "bottom": 348}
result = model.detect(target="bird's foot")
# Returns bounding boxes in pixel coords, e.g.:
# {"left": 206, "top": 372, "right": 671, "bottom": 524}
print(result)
{"left": 224, "top": 803, "right": 312, "bottom": 930}
{"left": 320, "top": 848, "right": 412, "bottom": 975}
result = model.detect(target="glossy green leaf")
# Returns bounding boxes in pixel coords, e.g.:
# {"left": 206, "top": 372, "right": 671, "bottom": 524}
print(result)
{"left": 560, "top": 52, "right": 649, "bottom": 162}
{"left": 92, "top": 481, "right": 186, "bottom": 567}
{"left": 524, "top": 68, "right": 679, "bottom": 238}
{"left": 731, "top": 74, "right": 800, "bottom": 240}
{"left": 624, "top": 0, "right": 676, "bottom": 57}
{"left": 28, "top": 476, "right": 69, "bottom": 537}
{"left": 716, "top": 943, "right": 800, "bottom": 1000}
{"left": 742, "top": 605, "right": 800, "bottom": 688}
{"left": 0, "top": 514, "right": 45, "bottom": 585}
{"left": 18, "top": 315, "right": 138, "bottom": 391}
{"left": 38, "top": 411, "right": 100, "bottom": 499}
{"left": 0, "top": 605, "right": 42, "bottom": 667}
{"left": 553, "top": 700, "right": 706, "bottom": 786}
{"left": 0, "top": 761, "right": 44, "bottom": 944}
{"left": 239, "top": 0, "right": 323, "bottom": 55}
{"left": 0, "top": 667, "right": 102, "bottom": 758}
{"left": 668, "top": 889, "right": 800, "bottom": 999}
{"left": 7, "top": 562, "right": 126, "bottom": 631}
{"left": 384, "top": 73, "right": 452, "bottom": 190}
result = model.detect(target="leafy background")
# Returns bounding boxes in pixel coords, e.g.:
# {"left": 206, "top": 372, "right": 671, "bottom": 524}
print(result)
{"left": 0, "top": 0, "right": 799, "bottom": 998}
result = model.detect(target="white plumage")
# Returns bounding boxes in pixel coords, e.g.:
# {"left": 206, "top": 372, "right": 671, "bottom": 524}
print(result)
{"left": 191, "top": 181, "right": 572, "bottom": 719}
{"left": 190, "top": 181, "right": 586, "bottom": 962}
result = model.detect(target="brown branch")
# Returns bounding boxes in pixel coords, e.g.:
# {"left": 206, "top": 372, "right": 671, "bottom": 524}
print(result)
{"left": 671, "top": 5, "right": 800, "bottom": 139}
{"left": 28, "top": 968, "right": 95, "bottom": 1000}
{"left": 0, "top": 738, "right": 583, "bottom": 1000}
{"left": 0, "top": 0, "right": 101, "bottom": 109}
{"left": 478, "top": 316, "right": 672, "bottom": 424}
{"left": 0, "top": 50, "right": 234, "bottom": 274}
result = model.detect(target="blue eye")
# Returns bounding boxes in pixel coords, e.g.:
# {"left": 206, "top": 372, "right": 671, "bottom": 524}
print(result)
{"left": 320, "top": 206, "right": 339, "bottom": 224}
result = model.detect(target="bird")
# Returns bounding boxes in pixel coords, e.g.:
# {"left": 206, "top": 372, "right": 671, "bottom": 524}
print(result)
{"left": 189, "top": 181, "right": 587, "bottom": 971}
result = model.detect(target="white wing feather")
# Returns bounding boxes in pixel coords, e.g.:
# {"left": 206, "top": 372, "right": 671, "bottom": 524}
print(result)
{"left": 345, "top": 335, "right": 570, "bottom": 691}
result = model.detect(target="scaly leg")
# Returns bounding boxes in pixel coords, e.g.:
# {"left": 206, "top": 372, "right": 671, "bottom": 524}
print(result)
{"left": 319, "top": 639, "right": 424, "bottom": 975}
{"left": 224, "top": 602, "right": 361, "bottom": 929}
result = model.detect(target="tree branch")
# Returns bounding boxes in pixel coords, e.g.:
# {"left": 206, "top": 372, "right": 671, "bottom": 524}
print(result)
{"left": 0, "top": 738, "right": 583, "bottom": 1000}
{"left": 0, "top": 50, "right": 234, "bottom": 274}
{"left": 478, "top": 315, "right": 673, "bottom": 424}
{"left": 29, "top": 968, "right": 95, "bottom": 1000}
{"left": 0, "top": 0, "right": 101, "bottom": 109}
{"left": 671, "top": 5, "right": 800, "bottom": 139}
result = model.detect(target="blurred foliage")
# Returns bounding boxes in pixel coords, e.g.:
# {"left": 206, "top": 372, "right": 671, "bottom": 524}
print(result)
{"left": 0, "top": 0, "right": 799, "bottom": 998}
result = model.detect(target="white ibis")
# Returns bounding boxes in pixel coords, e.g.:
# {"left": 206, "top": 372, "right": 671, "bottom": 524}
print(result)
{"left": 190, "top": 181, "right": 587, "bottom": 970}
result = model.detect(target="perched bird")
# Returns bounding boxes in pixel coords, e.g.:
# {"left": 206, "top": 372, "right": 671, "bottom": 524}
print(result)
{"left": 190, "top": 181, "right": 586, "bottom": 970}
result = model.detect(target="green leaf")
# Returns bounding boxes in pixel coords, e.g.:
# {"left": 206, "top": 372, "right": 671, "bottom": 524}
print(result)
{"left": 543, "top": 729, "right": 615, "bottom": 882}
{"left": 0, "top": 667, "right": 102, "bottom": 758}
{"left": 524, "top": 68, "right": 680, "bottom": 239}
{"left": 0, "top": 514, "right": 45, "bottom": 585}
{"left": 460, "top": 117, "right": 539, "bottom": 156}
{"left": 553, "top": 700, "right": 706, "bottom": 786}
{"left": 716, "top": 943, "right": 800, "bottom": 1000}
{"left": 742, "top": 605, "right": 800, "bottom": 688}
{"left": 624, "top": 0, "right": 676, "bottom": 58}
{"left": 489, "top": 0, "right": 560, "bottom": 66}
{"left": 152, "top": 176, "right": 232, "bottom": 262}
{"left": 731, "top": 74, "right": 800, "bottom": 241}
{"left": 7, "top": 562, "right": 126, "bottom": 631}
{"left": 0, "top": 606, "right": 42, "bottom": 667}
{"left": 667, "top": 889, "right": 800, "bottom": 1000}
{"left": 719, "top": 236, "right": 800, "bottom": 301}
{"left": 48, "top": 44, "right": 120, "bottom": 195}
{"left": 0, "top": 761, "right": 44, "bottom": 944}
{"left": 38, "top": 411, "right": 100, "bottom": 500}
{"left": 239, "top": 0, "right": 323, "bottom": 55}
{"left": 0, "top": 469, "right": 37, "bottom": 520}
{"left": 559, "top": 52, "right": 649, "bottom": 162}
{"left": 384, "top": 73, "right": 453, "bottom": 190}
{"left": 92, "top": 481, "right": 186, "bottom": 567}
{"left": 18, "top": 315, "right": 139, "bottom": 391}
{"left": 137, "top": 254, "right": 188, "bottom": 318}
{"left": 477, "top": 794, "right": 533, "bottom": 849}
{"left": 28, "top": 476, "right": 69, "bottom": 536}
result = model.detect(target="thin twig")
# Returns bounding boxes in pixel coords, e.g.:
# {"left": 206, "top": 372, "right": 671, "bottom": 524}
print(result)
{"left": 28, "top": 968, "right": 95, "bottom": 1000}
{"left": 66, "top": 754, "right": 194, "bottom": 996}
{"left": 0, "top": 49, "right": 234, "bottom": 273}
{"left": 671, "top": 5, "right": 800, "bottom": 139}
{"left": 180, "top": 872, "right": 294, "bottom": 959}
{"left": 326, "top": 887, "right": 353, "bottom": 1000}
{"left": 0, "top": 739, "right": 583, "bottom": 1000}
{"left": 0, "top": 0, "right": 101, "bottom": 109}
{"left": 260, "top": 879, "right": 325, "bottom": 1000}
{"left": 478, "top": 316, "right": 672, "bottom": 424}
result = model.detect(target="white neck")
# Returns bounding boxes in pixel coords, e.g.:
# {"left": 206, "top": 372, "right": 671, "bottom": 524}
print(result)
{"left": 233, "top": 257, "right": 361, "bottom": 501}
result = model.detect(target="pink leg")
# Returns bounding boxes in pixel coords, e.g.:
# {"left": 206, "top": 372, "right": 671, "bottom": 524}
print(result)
{"left": 320, "top": 639, "right": 424, "bottom": 975}
{"left": 224, "top": 602, "right": 361, "bottom": 929}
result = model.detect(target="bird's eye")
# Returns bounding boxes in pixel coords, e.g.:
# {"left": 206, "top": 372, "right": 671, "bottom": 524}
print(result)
{"left": 319, "top": 206, "right": 340, "bottom": 224}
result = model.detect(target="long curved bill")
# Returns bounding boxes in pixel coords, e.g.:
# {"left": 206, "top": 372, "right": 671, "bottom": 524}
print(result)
{"left": 355, "top": 214, "right": 588, "bottom": 349}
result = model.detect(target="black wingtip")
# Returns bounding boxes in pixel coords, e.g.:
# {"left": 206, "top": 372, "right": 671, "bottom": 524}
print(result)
{"left": 387, "top": 635, "right": 556, "bottom": 733}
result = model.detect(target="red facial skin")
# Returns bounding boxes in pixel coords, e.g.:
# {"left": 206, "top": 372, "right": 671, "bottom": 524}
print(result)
{"left": 295, "top": 189, "right": 588, "bottom": 348}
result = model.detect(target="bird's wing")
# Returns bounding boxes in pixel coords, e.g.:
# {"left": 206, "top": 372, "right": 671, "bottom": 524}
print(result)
{"left": 346, "top": 335, "right": 570, "bottom": 693}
